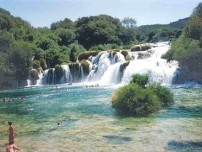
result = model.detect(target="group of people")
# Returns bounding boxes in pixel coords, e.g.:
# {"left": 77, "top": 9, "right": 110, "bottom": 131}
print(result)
{"left": 6, "top": 122, "right": 22, "bottom": 152}
{"left": 2, "top": 97, "right": 25, "bottom": 103}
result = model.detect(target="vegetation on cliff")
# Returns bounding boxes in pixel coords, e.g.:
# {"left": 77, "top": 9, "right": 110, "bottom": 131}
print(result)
{"left": 163, "top": 3, "right": 202, "bottom": 82}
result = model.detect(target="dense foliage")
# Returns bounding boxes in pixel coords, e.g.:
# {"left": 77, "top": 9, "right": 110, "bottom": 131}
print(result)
{"left": 138, "top": 18, "right": 189, "bottom": 42}
{"left": 0, "top": 3, "right": 197, "bottom": 87}
{"left": 111, "top": 74, "right": 174, "bottom": 116}
{"left": 163, "top": 3, "right": 202, "bottom": 82}
{"left": 0, "top": 8, "right": 140, "bottom": 87}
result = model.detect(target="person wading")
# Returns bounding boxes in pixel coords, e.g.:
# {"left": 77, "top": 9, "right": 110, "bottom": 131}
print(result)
{"left": 8, "top": 122, "right": 14, "bottom": 145}
{"left": 7, "top": 122, "right": 22, "bottom": 152}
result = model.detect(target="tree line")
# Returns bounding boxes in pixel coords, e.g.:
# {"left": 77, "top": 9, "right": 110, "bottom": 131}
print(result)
{"left": 163, "top": 2, "right": 202, "bottom": 83}
{"left": 0, "top": 5, "right": 190, "bottom": 86}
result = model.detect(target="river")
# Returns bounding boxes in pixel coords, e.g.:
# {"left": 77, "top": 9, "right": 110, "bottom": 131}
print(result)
{"left": 0, "top": 84, "right": 202, "bottom": 152}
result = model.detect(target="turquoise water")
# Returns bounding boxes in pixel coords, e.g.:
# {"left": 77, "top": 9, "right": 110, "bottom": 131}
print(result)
{"left": 0, "top": 84, "right": 202, "bottom": 152}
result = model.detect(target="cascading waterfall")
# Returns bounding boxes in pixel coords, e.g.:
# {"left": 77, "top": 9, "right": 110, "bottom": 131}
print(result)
{"left": 99, "top": 62, "right": 122, "bottom": 85}
{"left": 87, "top": 51, "right": 125, "bottom": 82}
{"left": 35, "top": 65, "right": 72, "bottom": 85}
{"left": 122, "top": 42, "right": 178, "bottom": 85}
{"left": 29, "top": 42, "right": 179, "bottom": 86}
{"left": 60, "top": 65, "right": 72, "bottom": 84}
{"left": 86, "top": 42, "right": 178, "bottom": 85}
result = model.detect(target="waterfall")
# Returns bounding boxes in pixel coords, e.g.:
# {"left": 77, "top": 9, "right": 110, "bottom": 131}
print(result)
{"left": 121, "top": 42, "right": 178, "bottom": 85}
{"left": 36, "top": 73, "right": 44, "bottom": 85}
{"left": 28, "top": 42, "right": 179, "bottom": 86}
{"left": 34, "top": 65, "right": 72, "bottom": 85}
{"left": 99, "top": 62, "right": 122, "bottom": 85}
{"left": 86, "top": 51, "right": 125, "bottom": 82}
{"left": 60, "top": 65, "right": 72, "bottom": 83}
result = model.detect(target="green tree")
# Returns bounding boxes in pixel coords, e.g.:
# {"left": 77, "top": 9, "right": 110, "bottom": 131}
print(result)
{"left": 56, "top": 28, "right": 76, "bottom": 46}
{"left": 51, "top": 18, "right": 75, "bottom": 31}
{"left": 76, "top": 15, "right": 123, "bottom": 49}
{"left": 120, "top": 17, "right": 137, "bottom": 45}
{"left": 8, "top": 41, "right": 34, "bottom": 84}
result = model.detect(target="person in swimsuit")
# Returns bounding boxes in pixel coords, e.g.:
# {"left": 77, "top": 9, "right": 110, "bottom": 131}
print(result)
{"left": 6, "top": 143, "right": 22, "bottom": 152}
{"left": 8, "top": 122, "right": 14, "bottom": 145}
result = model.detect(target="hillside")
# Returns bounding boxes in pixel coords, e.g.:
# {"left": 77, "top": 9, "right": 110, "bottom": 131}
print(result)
{"left": 163, "top": 3, "right": 202, "bottom": 83}
{"left": 138, "top": 17, "right": 189, "bottom": 42}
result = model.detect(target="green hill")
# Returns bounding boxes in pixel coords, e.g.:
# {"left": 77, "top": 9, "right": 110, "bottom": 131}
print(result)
{"left": 138, "top": 17, "right": 189, "bottom": 42}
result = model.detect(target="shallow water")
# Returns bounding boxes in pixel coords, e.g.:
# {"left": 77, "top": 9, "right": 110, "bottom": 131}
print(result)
{"left": 0, "top": 84, "right": 202, "bottom": 152}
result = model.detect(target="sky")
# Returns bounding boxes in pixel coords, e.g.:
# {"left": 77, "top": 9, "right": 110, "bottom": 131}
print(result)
{"left": 0, "top": 0, "right": 201, "bottom": 27}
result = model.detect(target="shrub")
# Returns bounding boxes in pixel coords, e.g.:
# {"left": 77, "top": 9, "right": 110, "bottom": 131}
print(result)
{"left": 150, "top": 85, "right": 174, "bottom": 106}
{"left": 130, "top": 74, "right": 149, "bottom": 88}
{"left": 111, "top": 74, "right": 174, "bottom": 116}
{"left": 112, "top": 84, "right": 161, "bottom": 115}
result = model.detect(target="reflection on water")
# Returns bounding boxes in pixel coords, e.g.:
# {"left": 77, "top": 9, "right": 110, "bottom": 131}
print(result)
{"left": 0, "top": 84, "right": 202, "bottom": 152}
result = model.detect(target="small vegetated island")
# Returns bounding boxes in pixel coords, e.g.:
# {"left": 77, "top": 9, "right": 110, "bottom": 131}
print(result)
{"left": 111, "top": 74, "right": 174, "bottom": 116}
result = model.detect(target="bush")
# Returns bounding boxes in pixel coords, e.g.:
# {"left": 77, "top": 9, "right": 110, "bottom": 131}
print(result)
{"left": 112, "top": 84, "right": 161, "bottom": 115}
{"left": 149, "top": 85, "right": 174, "bottom": 106}
{"left": 111, "top": 74, "right": 174, "bottom": 116}
{"left": 130, "top": 74, "right": 149, "bottom": 88}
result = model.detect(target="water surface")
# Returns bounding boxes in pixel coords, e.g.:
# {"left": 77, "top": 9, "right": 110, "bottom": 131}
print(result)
{"left": 0, "top": 84, "right": 202, "bottom": 152}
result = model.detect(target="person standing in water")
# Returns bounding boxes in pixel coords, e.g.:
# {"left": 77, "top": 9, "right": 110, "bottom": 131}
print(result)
{"left": 6, "top": 143, "right": 22, "bottom": 152}
{"left": 8, "top": 122, "right": 14, "bottom": 145}
{"left": 7, "top": 122, "right": 22, "bottom": 152}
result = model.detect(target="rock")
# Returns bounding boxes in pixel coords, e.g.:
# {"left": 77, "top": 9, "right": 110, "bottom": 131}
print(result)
{"left": 29, "top": 69, "right": 39, "bottom": 85}
{"left": 131, "top": 45, "right": 141, "bottom": 51}
{"left": 137, "top": 52, "right": 151, "bottom": 59}
{"left": 131, "top": 44, "right": 151, "bottom": 52}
